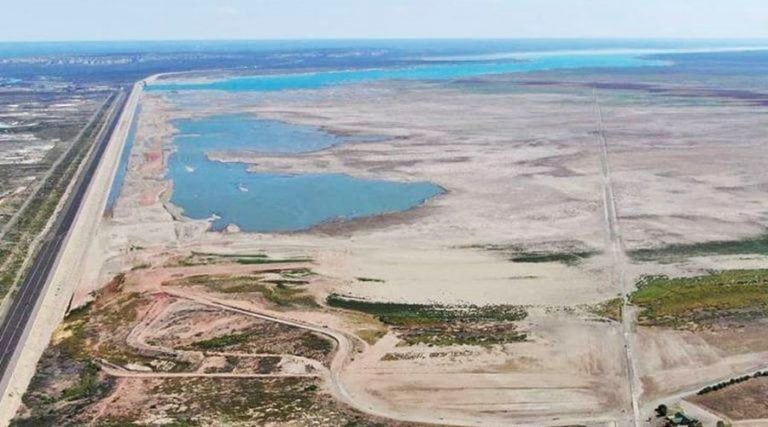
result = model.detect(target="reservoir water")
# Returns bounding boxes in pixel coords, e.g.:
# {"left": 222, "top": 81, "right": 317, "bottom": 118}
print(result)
{"left": 169, "top": 116, "right": 443, "bottom": 232}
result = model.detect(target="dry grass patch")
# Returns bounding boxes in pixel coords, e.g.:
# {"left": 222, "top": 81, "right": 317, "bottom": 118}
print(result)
{"left": 327, "top": 294, "right": 527, "bottom": 346}
{"left": 165, "top": 272, "right": 318, "bottom": 308}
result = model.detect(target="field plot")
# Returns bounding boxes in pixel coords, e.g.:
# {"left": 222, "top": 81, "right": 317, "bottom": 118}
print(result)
{"left": 689, "top": 376, "right": 768, "bottom": 421}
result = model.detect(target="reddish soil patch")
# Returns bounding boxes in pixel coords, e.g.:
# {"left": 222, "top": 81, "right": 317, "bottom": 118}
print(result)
{"left": 689, "top": 376, "right": 768, "bottom": 420}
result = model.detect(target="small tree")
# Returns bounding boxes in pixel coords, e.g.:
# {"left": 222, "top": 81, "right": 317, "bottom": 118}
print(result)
{"left": 655, "top": 404, "right": 668, "bottom": 417}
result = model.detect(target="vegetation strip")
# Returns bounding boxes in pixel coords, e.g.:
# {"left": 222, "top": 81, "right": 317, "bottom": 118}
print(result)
{"left": 327, "top": 294, "right": 527, "bottom": 346}
{"left": 175, "top": 251, "right": 311, "bottom": 267}
{"left": 465, "top": 243, "right": 598, "bottom": 266}
{"left": 630, "top": 269, "right": 768, "bottom": 328}
{"left": 509, "top": 250, "right": 597, "bottom": 265}
{"left": 165, "top": 273, "right": 318, "bottom": 307}
{"left": 697, "top": 371, "right": 768, "bottom": 395}
{"left": 629, "top": 234, "right": 768, "bottom": 263}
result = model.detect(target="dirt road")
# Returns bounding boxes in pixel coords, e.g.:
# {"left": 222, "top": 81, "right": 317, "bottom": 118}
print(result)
{"left": 594, "top": 90, "right": 642, "bottom": 427}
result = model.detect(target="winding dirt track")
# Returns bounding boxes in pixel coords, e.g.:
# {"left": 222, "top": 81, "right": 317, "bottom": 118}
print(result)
{"left": 157, "top": 290, "right": 369, "bottom": 418}
{"left": 110, "top": 295, "right": 328, "bottom": 378}
{"left": 96, "top": 285, "right": 379, "bottom": 420}
{"left": 100, "top": 367, "right": 320, "bottom": 379}
{"left": 153, "top": 290, "right": 634, "bottom": 427}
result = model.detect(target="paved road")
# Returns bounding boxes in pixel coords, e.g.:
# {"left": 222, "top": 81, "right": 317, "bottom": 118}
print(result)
{"left": 0, "top": 88, "right": 128, "bottom": 384}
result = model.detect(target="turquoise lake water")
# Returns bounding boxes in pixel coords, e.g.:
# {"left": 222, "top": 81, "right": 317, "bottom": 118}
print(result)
{"left": 148, "top": 53, "right": 665, "bottom": 92}
{"left": 151, "top": 50, "right": 668, "bottom": 232}
{"left": 169, "top": 116, "right": 443, "bottom": 232}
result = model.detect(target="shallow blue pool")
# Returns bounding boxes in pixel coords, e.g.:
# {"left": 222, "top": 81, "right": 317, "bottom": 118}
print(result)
{"left": 169, "top": 116, "right": 443, "bottom": 232}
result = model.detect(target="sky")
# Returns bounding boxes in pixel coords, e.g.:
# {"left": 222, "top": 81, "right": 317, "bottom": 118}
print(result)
{"left": 2, "top": 0, "right": 768, "bottom": 42}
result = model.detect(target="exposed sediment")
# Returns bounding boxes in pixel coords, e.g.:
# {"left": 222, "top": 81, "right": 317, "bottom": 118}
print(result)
{"left": 14, "top": 71, "right": 768, "bottom": 425}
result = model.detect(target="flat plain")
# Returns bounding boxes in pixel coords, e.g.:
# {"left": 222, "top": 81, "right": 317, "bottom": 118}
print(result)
{"left": 12, "top": 66, "right": 768, "bottom": 426}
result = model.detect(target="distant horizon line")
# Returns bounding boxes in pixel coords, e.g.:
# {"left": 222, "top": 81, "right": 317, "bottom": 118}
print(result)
{"left": 3, "top": 36, "right": 768, "bottom": 44}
